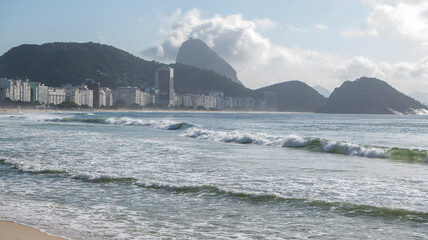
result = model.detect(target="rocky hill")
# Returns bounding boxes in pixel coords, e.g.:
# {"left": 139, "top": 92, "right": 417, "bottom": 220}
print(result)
{"left": 319, "top": 77, "right": 427, "bottom": 114}
{"left": 255, "top": 81, "right": 327, "bottom": 112}
{"left": 176, "top": 38, "right": 242, "bottom": 85}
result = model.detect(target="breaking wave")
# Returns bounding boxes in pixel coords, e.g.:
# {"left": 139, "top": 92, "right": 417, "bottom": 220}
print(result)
{"left": 134, "top": 180, "right": 428, "bottom": 223}
{"left": 183, "top": 128, "right": 428, "bottom": 163}
{"left": 48, "top": 117, "right": 193, "bottom": 130}
{"left": 1, "top": 158, "right": 426, "bottom": 222}
{"left": 0, "top": 158, "right": 137, "bottom": 183}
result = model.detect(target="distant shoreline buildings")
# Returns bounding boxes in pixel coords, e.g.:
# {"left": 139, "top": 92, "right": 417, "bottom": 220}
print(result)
{"left": 0, "top": 67, "right": 277, "bottom": 110}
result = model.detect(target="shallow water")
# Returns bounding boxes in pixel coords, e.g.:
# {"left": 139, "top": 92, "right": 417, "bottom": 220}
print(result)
{"left": 0, "top": 111, "right": 427, "bottom": 239}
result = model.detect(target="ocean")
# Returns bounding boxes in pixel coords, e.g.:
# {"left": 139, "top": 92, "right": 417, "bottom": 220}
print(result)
{"left": 0, "top": 111, "right": 427, "bottom": 239}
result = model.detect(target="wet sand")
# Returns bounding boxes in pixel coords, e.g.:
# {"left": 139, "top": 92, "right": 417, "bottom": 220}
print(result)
{"left": 0, "top": 220, "right": 66, "bottom": 240}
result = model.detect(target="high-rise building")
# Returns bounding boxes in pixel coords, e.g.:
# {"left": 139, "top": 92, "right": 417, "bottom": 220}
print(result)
{"left": 28, "top": 82, "right": 48, "bottom": 103}
{"left": 264, "top": 91, "right": 277, "bottom": 110}
{"left": 86, "top": 80, "right": 101, "bottom": 107}
{"left": 155, "top": 66, "right": 175, "bottom": 106}
{"left": 48, "top": 88, "right": 66, "bottom": 105}
{"left": 0, "top": 78, "right": 31, "bottom": 102}
{"left": 103, "top": 88, "right": 114, "bottom": 107}
{"left": 112, "top": 86, "right": 141, "bottom": 105}
{"left": 0, "top": 78, "right": 10, "bottom": 101}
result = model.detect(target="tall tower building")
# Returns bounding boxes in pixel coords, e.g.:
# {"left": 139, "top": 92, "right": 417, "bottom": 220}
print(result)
{"left": 86, "top": 79, "right": 101, "bottom": 108}
{"left": 155, "top": 66, "right": 175, "bottom": 106}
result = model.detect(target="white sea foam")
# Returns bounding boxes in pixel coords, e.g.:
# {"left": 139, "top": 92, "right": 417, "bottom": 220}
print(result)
{"left": 0, "top": 113, "right": 63, "bottom": 121}
{"left": 105, "top": 117, "right": 187, "bottom": 130}
{"left": 320, "top": 141, "right": 386, "bottom": 158}
{"left": 183, "top": 128, "right": 387, "bottom": 159}
{"left": 406, "top": 108, "right": 428, "bottom": 115}
{"left": 44, "top": 116, "right": 188, "bottom": 130}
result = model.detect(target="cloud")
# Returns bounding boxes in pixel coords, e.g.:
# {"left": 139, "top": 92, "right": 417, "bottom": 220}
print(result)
{"left": 97, "top": 31, "right": 106, "bottom": 44}
{"left": 285, "top": 24, "right": 306, "bottom": 32}
{"left": 336, "top": 55, "right": 428, "bottom": 93}
{"left": 140, "top": 8, "right": 428, "bottom": 93}
{"left": 140, "top": 9, "right": 344, "bottom": 89}
{"left": 366, "top": 1, "right": 428, "bottom": 49}
{"left": 341, "top": 28, "right": 379, "bottom": 37}
{"left": 337, "top": 56, "right": 386, "bottom": 80}
{"left": 314, "top": 24, "right": 328, "bottom": 30}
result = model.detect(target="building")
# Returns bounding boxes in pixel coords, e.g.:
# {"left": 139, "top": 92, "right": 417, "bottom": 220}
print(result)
{"left": 65, "top": 85, "right": 93, "bottom": 107}
{"left": 209, "top": 91, "right": 224, "bottom": 110}
{"left": 0, "top": 78, "right": 31, "bottom": 102}
{"left": 264, "top": 91, "right": 277, "bottom": 110}
{"left": 0, "top": 78, "right": 10, "bottom": 101}
{"left": 48, "top": 88, "right": 66, "bottom": 105}
{"left": 99, "top": 88, "right": 114, "bottom": 107}
{"left": 0, "top": 88, "right": 7, "bottom": 102}
{"left": 140, "top": 91, "right": 154, "bottom": 106}
{"left": 155, "top": 66, "right": 175, "bottom": 106}
{"left": 223, "top": 96, "right": 234, "bottom": 109}
{"left": 86, "top": 80, "right": 101, "bottom": 108}
{"left": 113, "top": 86, "right": 141, "bottom": 105}
{"left": 20, "top": 79, "right": 31, "bottom": 102}
{"left": 103, "top": 88, "right": 114, "bottom": 107}
{"left": 28, "top": 82, "right": 49, "bottom": 104}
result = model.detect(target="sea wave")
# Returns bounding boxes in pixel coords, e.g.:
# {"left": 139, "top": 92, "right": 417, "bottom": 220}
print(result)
{"left": 0, "top": 158, "right": 137, "bottom": 183}
{"left": 0, "top": 158, "right": 67, "bottom": 175}
{"left": 48, "top": 117, "right": 193, "bottom": 130}
{"left": 133, "top": 180, "right": 428, "bottom": 223}
{"left": 70, "top": 173, "right": 136, "bottom": 183}
{"left": 2, "top": 158, "right": 426, "bottom": 222}
{"left": 183, "top": 128, "right": 428, "bottom": 163}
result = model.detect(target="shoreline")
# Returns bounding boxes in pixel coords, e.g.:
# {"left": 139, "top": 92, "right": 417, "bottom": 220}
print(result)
{"left": 0, "top": 220, "right": 66, "bottom": 240}
{"left": 0, "top": 106, "right": 305, "bottom": 114}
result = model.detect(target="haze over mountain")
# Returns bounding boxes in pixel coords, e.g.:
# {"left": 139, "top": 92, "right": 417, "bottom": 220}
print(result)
{"left": 409, "top": 92, "right": 428, "bottom": 106}
{"left": 319, "top": 77, "right": 427, "bottom": 114}
{"left": 0, "top": 42, "right": 252, "bottom": 97}
{"left": 255, "top": 81, "right": 327, "bottom": 112}
{"left": 312, "top": 85, "right": 331, "bottom": 98}
{"left": 176, "top": 38, "right": 242, "bottom": 85}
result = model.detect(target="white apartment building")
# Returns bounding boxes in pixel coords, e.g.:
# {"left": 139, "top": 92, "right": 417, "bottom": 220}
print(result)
{"left": 113, "top": 87, "right": 140, "bottom": 105}
{"left": 65, "top": 86, "right": 93, "bottom": 107}
{"left": 48, "top": 88, "right": 66, "bottom": 105}
{"left": 0, "top": 79, "right": 32, "bottom": 102}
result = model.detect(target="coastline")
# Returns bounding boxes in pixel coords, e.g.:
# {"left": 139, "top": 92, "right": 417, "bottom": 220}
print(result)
{"left": 0, "top": 106, "right": 302, "bottom": 114}
{"left": 0, "top": 220, "right": 66, "bottom": 240}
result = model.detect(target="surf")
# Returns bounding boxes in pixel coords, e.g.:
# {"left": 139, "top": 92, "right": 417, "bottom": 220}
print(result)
{"left": 183, "top": 128, "right": 428, "bottom": 163}
{"left": 47, "top": 116, "right": 193, "bottom": 130}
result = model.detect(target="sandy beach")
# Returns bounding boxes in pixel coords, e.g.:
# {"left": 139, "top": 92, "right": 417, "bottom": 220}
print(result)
{"left": 0, "top": 220, "right": 65, "bottom": 240}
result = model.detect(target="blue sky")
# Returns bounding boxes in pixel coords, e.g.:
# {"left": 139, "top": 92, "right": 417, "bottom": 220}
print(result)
{"left": 1, "top": 0, "right": 428, "bottom": 93}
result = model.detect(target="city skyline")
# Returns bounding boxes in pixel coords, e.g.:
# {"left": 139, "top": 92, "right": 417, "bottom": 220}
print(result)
{"left": 1, "top": 0, "right": 428, "bottom": 93}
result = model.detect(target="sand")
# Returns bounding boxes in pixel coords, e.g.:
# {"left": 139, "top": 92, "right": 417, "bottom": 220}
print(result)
{"left": 0, "top": 220, "right": 66, "bottom": 240}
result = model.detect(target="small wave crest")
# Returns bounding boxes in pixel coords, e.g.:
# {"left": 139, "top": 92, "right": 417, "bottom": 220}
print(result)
{"left": 70, "top": 173, "right": 136, "bottom": 183}
{"left": 48, "top": 117, "right": 192, "bottom": 130}
{"left": 134, "top": 180, "right": 428, "bottom": 223}
{"left": 0, "top": 159, "right": 138, "bottom": 183}
{"left": 104, "top": 117, "right": 192, "bottom": 130}
{"left": 183, "top": 128, "right": 427, "bottom": 163}
{"left": 0, "top": 158, "right": 67, "bottom": 175}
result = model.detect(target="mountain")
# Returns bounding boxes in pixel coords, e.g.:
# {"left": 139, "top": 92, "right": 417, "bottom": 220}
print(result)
{"left": 409, "top": 91, "right": 428, "bottom": 106}
{"left": 255, "top": 81, "right": 327, "bottom": 112}
{"left": 176, "top": 38, "right": 242, "bottom": 85}
{"left": 319, "top": 77, "right": 427, "bottom": 114}
{"left": 0, "top": 42, "right": 252, "bottom": 97}
{"left": 312, "top": 85, "right": 331, "bottom": 98}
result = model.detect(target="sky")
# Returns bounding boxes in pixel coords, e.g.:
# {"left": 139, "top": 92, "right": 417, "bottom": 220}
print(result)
{"left": 1, "top": 0, "right": 428, "bottom": 93}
